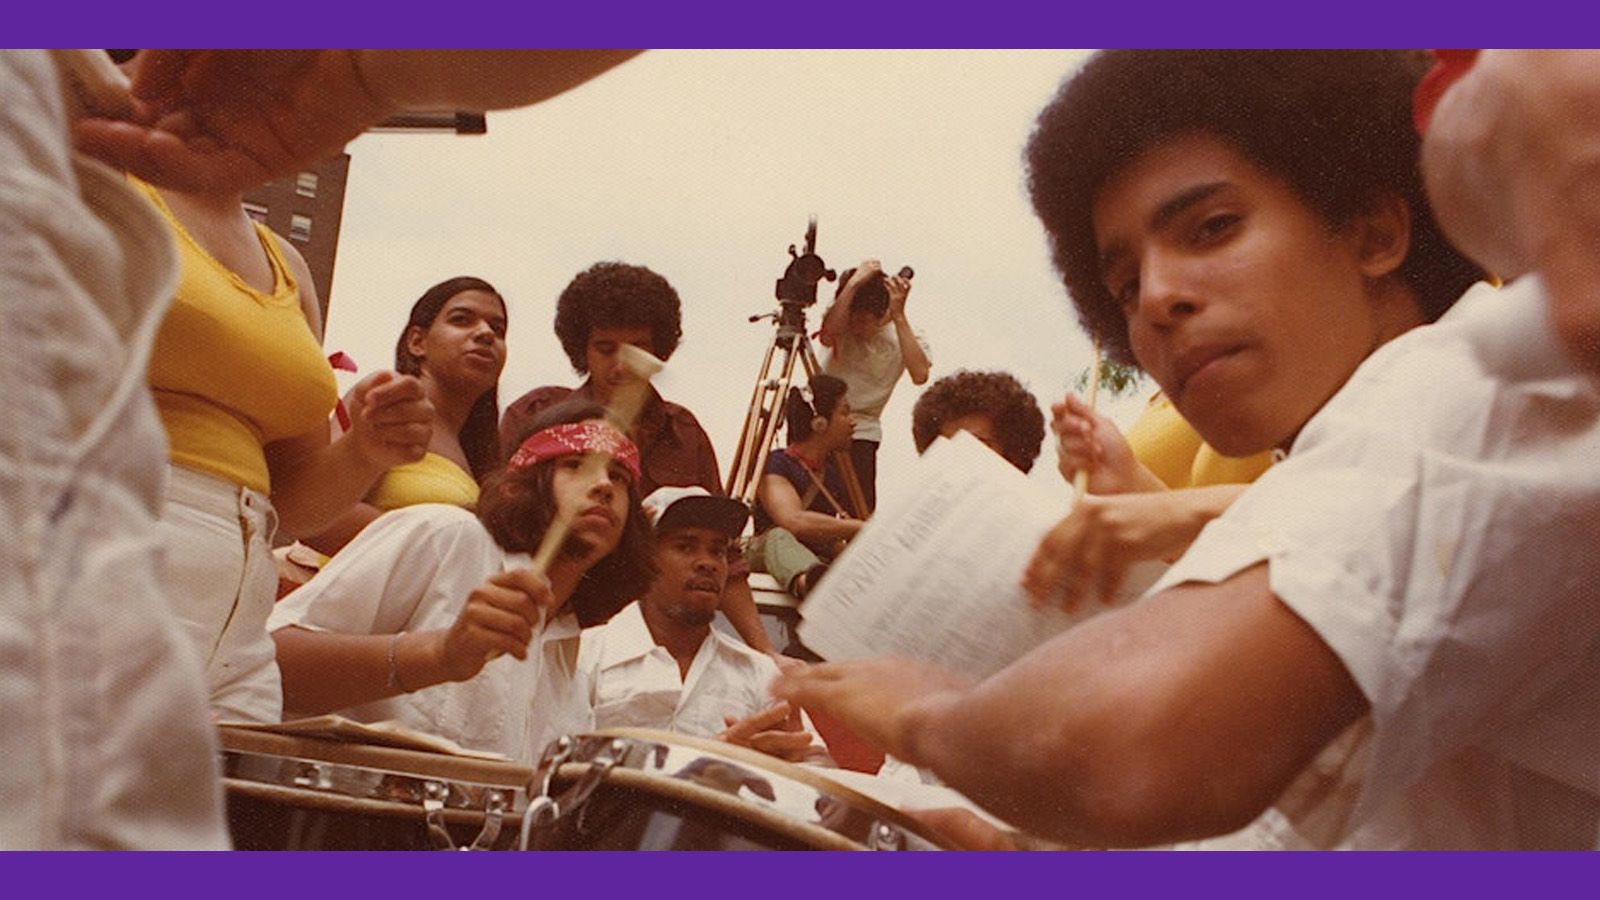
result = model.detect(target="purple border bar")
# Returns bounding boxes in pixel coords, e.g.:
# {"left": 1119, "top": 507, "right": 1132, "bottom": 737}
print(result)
{"left": 5, "top": 851, "right": 1599, "bottom": 897}
{"left": 3, "top": 5, "right": 1594, "bottom": 900}
{"left": 6, "top": 0, "right": 1579, "bottom": 47}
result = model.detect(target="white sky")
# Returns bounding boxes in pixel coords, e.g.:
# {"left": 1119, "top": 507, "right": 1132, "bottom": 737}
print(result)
{"left": 322, "top": 50, "right": 1148, "bottom": 510}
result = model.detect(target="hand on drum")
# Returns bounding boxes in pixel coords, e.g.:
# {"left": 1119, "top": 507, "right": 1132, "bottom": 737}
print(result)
{"left": 435, "top": 569, "right": 559, "bottom": 682}
{"left": 770, "top": 656, "right": 970, "bottom": 763}
{"left": 719, "top": 702, "right": 813, "bottom": 762}
{"left": 346, "top": 371, "right": 433, "bottom": 469}
{"left": 1052, "top": 393, "right": 1146, "bottom": 494}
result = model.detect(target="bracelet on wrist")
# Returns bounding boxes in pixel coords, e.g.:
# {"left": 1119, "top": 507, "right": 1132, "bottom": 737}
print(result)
{"left": 387, "top": 631, "right": 415, "bottom": 694}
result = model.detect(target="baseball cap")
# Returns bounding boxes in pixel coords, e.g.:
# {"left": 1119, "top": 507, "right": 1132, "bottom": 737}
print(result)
{"left": 641, "top": 486, "right": 749, "bottom": 538}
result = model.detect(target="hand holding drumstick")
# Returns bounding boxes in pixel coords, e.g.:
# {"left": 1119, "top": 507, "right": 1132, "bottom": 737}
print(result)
{"left": 482, "top": 344, "right": 665, "bottom": 664}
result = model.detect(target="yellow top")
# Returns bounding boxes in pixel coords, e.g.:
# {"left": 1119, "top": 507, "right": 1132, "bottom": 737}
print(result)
{"left": 1126, "top": 393, "right": 1274, "bottom": 489}
{"left": 366, "top": 452, "right": 481, "bottom": 511}
{"left": 137, "top": 179, "right": 337, "bottom": 493}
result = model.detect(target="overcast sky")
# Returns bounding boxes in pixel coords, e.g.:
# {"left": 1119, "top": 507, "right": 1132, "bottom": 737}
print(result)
{"left": 322, "top": 50, "right": 1147, "bottom": 510}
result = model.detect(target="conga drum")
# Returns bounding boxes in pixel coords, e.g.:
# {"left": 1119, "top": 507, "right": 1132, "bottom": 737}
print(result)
{"left": 219, "top": 724, "right": 532, "bottom": 850}
{"left": 520, "top": 728, "right": 953, "bottom": 850}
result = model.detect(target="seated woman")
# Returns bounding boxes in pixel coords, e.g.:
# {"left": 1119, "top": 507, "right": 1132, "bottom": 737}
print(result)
{"left": 910, "top": 369, "right": 1047, "bottom": 473}
{"left": 297, "top": 277, "right": 509, "bottom": 559}
{"left": 269, "top": 400, "right": 656, "bottom": 761}
{"left": 746, "top": 375, "right": 864, "bottom": 603}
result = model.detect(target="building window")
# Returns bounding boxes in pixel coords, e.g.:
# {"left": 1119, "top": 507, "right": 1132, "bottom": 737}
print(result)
{"left": 242, "top": 201, "right": 269, "bottom": 224}
{"left": 289, "top": 214, "right": 313, "bottom": 243}
{"left": 295, "top": 171, "right": 319, "bottom": 198}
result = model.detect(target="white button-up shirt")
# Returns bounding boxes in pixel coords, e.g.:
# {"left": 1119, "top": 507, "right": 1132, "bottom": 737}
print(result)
{"left": 581, "top": 602, "right": 826, "bottom": 757}
{"left": 270, "top": 504, "right": 595, "bottom": 763}
{"left": 1158, "top": 278, "right": 1600, "bottom": 849}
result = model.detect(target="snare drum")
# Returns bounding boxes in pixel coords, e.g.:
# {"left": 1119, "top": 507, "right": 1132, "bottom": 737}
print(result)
{"left": 522, "top": 728, "right": 952, "bottom": 850}
{"left": 219, "top": 725, "right": 533, "bottom": 850}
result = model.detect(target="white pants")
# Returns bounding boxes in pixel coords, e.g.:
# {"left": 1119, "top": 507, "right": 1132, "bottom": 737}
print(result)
{"left": 0, "top": 51, "right": 227, "bottom": 848}
{"left": 160, "top": 465, "right": 283, "bottom": 723}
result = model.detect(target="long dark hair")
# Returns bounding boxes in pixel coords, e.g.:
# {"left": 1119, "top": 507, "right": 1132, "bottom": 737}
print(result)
{"left": 395, "top": 276, "right": 506, "bottom": 482}
{"left": 478, "top": 399, "right": 656, "bottom": 626}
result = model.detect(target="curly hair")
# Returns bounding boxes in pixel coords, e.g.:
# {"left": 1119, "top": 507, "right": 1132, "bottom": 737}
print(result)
{"left": 395, "top": 276, "right": 506, "bottom": 483}
{"left": 553, "top": 262, "right": 683, "bottom": 374}
{"left": 911, "top": 370, "right": 1045, "bottom": 473}
{"left": 1025, "top": 50, "right": 1485, "bottom": 366}
{"left": 478, "top": 398, "right": 656, "bottom": 626}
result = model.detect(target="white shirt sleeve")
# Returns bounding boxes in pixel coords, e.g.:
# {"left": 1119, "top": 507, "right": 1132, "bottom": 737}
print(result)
{"left": 269, "top": 504, "right": 501, "bottom": 636}
{"left": 1153, "top": 281, "right": 1600, "bottom": 827}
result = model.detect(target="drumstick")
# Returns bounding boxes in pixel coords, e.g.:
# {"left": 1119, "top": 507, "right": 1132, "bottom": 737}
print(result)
{"left": 1072, "top": 339, "right": 1103, "bottom": 500}
{"left": 485, "top": 346, "right": 665, "bottom": 666}
{"left": 526, "top": 344, "right": 664, "bottom": 574}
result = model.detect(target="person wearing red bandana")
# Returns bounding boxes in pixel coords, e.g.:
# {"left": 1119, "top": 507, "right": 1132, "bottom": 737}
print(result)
{"left": 269, "top": 399, "right": 656, "bottom": 762}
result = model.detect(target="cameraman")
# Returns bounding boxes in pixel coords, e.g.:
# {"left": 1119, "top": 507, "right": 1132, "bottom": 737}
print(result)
{"left": 817, "top": 260, "right": 931, "bottom": 514}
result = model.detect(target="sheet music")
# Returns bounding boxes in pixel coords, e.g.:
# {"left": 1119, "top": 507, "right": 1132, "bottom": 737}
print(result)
{"left": 798, "top": 431, "right": 1166, "bottom": 681}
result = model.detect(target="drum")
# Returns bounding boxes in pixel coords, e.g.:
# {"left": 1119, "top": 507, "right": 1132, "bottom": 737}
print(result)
{"left": 521, "top": 728, "right": 952, "bottom": 850}
{"left": 219, "top": 725, "right": 534, "bottom": 850}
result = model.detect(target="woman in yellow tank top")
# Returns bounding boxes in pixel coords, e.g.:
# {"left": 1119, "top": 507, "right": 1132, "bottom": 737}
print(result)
{"left": 301, "top": 277, "right": 508, "bottom": 555}
{"left": 120, "top": 56, "right": 435, "bottom": 723}
{"left": 1022, "top": 389, "right": 1276, "bottom": 610}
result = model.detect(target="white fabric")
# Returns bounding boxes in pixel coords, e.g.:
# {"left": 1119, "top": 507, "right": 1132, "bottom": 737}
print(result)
{"left": 0, "top": 51, "right": 227, "bottom": 848}
{"left": 581, "top": 601, "right": 826, "bottom": 754}
{"left": 822, "top": 322, "right": 930, "bottom": 443}
{"left": 269, "top": 504, "right": 595, "bottom": 763}
{"left": 1153, "top": 278, "right": 1600, "bottom": 849}
{"left": 160, "top": 463, "right": 282, "bottom": 722}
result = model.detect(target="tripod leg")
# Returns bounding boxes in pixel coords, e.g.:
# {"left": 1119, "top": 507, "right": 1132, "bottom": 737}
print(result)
{"left": 738, "top": 340, "right": 806, "bottom": 508}
{"left": 727, "top": 341, "right": 780, "bottom": 499}
{"left": 798, "top": 339, "right": 872, "bottom": 518}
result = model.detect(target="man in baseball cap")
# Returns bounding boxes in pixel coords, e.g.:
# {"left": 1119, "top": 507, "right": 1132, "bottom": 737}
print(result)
{"left": 580, "top": 486, "right": 830, "bottom": 764}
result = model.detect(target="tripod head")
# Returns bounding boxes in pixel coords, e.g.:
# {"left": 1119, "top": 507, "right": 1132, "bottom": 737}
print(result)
{"left": 775, "top": 214, "right": 835, "bottom": 302}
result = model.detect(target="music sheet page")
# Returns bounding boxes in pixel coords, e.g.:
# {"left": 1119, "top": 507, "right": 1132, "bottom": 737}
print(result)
{"left": 798, "top": 431, "right": 1165, "bottom": 681}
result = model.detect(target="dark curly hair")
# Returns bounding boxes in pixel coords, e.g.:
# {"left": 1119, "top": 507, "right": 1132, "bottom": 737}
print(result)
{"left": 395, "top": 276, "right": 506, "bottom": 483}
{"left": 835, "top": 267, "right": 890, "bottom": 319}
{"left": 553, "top": 262, "right": 683, "bottom": 374}
{"left": 1025, "top": 50, "right": 1485, "bottom": 366}
{"left": 478, "top": 398, "right": 656, "bottom": 626}
{"left": 911, "top": 370, "right": 1045, "bottom": 473}
{"left": 785, "top": 374, "right": 848, "bottom": 444}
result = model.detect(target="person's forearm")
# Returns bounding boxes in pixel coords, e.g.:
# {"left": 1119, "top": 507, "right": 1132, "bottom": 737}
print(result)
{"left": 892, "top": 314, "right": 931, "bottom": 384}
{"left": 269, "top": 436, "right": 389, "bottom": 538}
{"left": 783, "top": 511, "right": 860, "bottom": 545}
{"left": 1157, "top": 484, "right": 1249, "bottom": 560}
{"left": 299, "top": 502, "right": 384, "bottom": 557}
{"left": 818, "top": 287, "right": 857, "bottom": 344}
{"left": 353, "top": 50, "right": 642, "bottom": 113}
{"left": 898, "top": 568, "right": 1365, "bottom": 847}
{"left": 275, "top": 627, "right": 454, "bottom": 716}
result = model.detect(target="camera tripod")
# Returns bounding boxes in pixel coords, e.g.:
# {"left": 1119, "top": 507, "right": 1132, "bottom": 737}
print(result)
{"left": 725, "top": 219, "right": 870, "bottom": 518}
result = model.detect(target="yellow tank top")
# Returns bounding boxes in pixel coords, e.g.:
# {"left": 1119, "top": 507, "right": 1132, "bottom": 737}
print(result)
{"left": 365, "top": 452, "right": 481, "bottom": 511}
{"left": 137, "top": 180, "right": 337, "bottom": 493}
{"left": 1127, "top": 393, "right": 1274, "bottom": 489}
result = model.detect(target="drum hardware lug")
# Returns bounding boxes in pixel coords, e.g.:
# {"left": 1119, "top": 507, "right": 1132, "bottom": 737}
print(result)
{"left": 422, "top": 780, "right": 458, "bottom": 851}
{"left": 517, "top": 737, "right": 626, "bottom": 850}
{"left": 868, "top": 821, "right": 907, "bottom": 851}
{"left": 291, "top": 760, "right": 332, "bottom": 791}
{"left": 465, "top": 789, "right": 508, "bottom": 851}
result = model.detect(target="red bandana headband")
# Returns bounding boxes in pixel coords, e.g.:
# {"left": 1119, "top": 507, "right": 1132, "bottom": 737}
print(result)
{"left": 507, "top": 421, "right": 641, "bottom": 483}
